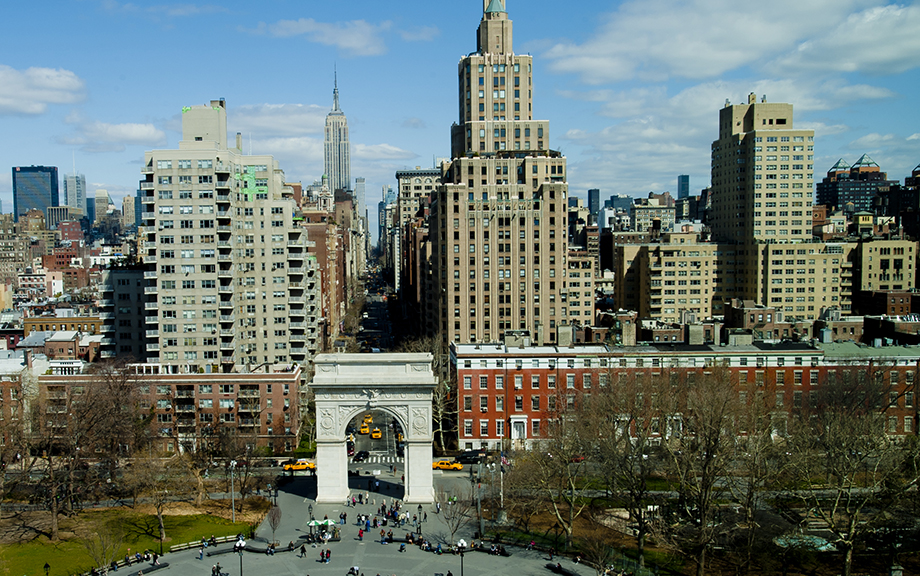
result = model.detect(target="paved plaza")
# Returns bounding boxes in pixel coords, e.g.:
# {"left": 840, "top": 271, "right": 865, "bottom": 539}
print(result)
{"left": 160, "top": 473, "right": 597, "bottom": 576}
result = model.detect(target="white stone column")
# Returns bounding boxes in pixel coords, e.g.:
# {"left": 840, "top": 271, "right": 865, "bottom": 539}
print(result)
{"left": 315, "top": 439, "right": 349, "bottom": 503}
{"left": 403, "top": 440, "right": 434, "bottom": 504}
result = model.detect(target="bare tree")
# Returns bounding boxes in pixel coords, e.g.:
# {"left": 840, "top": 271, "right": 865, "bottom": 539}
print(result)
{"left": 502, "top": 456, "right": 547, "bottom": 535}
{"left": 79, "top": 517, "right": 125, "bottom": 569}
{"left": 658, "top": 365, "right": 740, "bottom": 576}
{"left": 438, "top": 487, "right": 475, "bottom": 545}
{"left": 587, "top": 370, "right": 667, "bottom": 567}
{"left": 786, "top": 366, "right": 919, "bottom": 576}
{"left": 526, "top": 389, "right": 599, "bottom": 551}
{"left": 128, "top": 454, "right": 191, "bottom": 549}
{"left": 267, "top": 506, "right": 282, "bottom": 545}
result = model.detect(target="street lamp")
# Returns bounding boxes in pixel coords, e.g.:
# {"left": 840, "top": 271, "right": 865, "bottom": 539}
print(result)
{"left": 459, "top": 546, "right": 465, "bottom": 576}
{"left": 308, "top": 504, "right": 314, "bottom": 536}
{"left": 229, "top": 460, "right": 237, "bottom": 524}
{"left": 237, "top": 549, "right": 243, "bottom": 576}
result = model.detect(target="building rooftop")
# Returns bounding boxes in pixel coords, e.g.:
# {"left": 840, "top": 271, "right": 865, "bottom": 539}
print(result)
{"left": 818, "top": 342, "right": 920, "bottom": 359}
{"left": 485, "top": 0, "right": 506, "bottom": 13}
{"left": 853, "top": 154, "right": 880, "bottom": 169}
{"left": 47, "top": 330, "right": 80, "bottom": 342}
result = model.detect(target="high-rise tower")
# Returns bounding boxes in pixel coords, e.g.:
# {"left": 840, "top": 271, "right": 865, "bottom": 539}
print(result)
{"left": 432, "top": 0, "right": 568, "bottom": 346}
{"left": 12, "top": 166, "right": 59, "bottom": 222}
{"left": 63, "top": 173, "right": 86, "bottom": 216}
{"left": 324, "top": 75, "right": 351, "bottom": 194}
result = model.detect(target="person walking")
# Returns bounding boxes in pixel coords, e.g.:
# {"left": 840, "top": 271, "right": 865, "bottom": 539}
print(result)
{"left": 358, "top": 528, "right": 364, "bottom": 541}
{"left": 325, "top": 549, "right": 331, "bottom": 563}
{"left": 198, "top": 546, "right": 204, "bottom": 560}
{"left": 299, "top": 544, "right": 306, "bottom": 558}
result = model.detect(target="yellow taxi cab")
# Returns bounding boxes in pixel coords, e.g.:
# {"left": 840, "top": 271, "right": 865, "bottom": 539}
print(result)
{"left": 283, "top": 458, "right": 316, "bottom": 471}
{"left": 347, "top": 434, "right": 355, "bottom": 442}
{"left": 396, "top": 433, "right": 404, "bottom": 443}
{"left": 432, "top": 460, "right": 463, "bottom": 471}
{"left": 359, "top": 423, "right": 370, "bottom": 435}
{"left": 363, "top": 414, "right": 374, "bottom": 424}
{"left": 371, "top": 428, "right": 382, "bottom": 439}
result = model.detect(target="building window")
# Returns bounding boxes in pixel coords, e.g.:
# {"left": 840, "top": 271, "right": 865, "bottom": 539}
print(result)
{"left": 531, "top": 420, "right": 540, "bottom": 437}
{"left": 480, "top": 420, "right": 489, "bottom": 436}
{"left": 531, "top": 375, "right": 540, "bottom": 388}
{"left": 464, "top": 420, "right": 473, "bottom": 436}
{"left": 463, "top": 397, "right": 472, "bottom": 411}
{"left": 479, "top": 376, "right": 488, "bottom": 389}
{"left": 515, "top": 396, "right": 523, "bottom": 411}
{"left": 531, "top": 396, "right": 539, "bottom": 411}
{"left": 464, "top": 376, "right": 472, "bottom": 389}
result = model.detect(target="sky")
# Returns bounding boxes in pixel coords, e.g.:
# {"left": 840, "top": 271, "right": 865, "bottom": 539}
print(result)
{"left": 1, "top": 0, "right": 919, "bottom": 243}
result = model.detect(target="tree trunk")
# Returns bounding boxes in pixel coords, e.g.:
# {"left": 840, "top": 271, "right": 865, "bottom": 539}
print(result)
{"left": 843, "top": 545, "right": 853, "bottom": 576}
{"left": 697, "top": 546, "right": 707, "bottom": 576}
{"left": 157, "top": 506, "right": 167, "bottom": 544}
{"left": 637, "top": 530, "right": 646, "bottom": 568}
{"left": 49, "top": 480, "right": 60, "bottom": 541}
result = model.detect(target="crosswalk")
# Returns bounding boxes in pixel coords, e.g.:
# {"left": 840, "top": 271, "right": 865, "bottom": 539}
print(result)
{"left": 361, "top": 454, "right": 404, "bottom": 464}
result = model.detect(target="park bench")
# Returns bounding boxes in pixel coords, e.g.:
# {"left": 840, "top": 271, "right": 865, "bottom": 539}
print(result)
{"left": 545, "top": 563, "right": 578, "bottom": 576}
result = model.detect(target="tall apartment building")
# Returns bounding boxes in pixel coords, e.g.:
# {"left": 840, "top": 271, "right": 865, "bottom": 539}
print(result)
{"left": 122, "top": 195, "right": 136, "bottom": 228}
{"left": 395, "top": 167, "right": 441, "bottom": 292}
{"left": 710, "top": 94, "right": 815, "bottom": 245}
{"left": 139, "top": 99, "right": 314, "bottom": 373}
{"left": 678, "top": 175, "right": 690, "bottom": 199}
{"left": 63, "top": 173, "right": 86, "bottom": 217}
{"left": 587, "top": 188, "right": 600, "bottom": 224}
{"left": 94, "top": 189, "right": 110, "bottom": 226}
{"left": 12, "top": 166, "right": 59, "bottom": 222}
{"left": 324, "top": 78, "right": 351, "bottom": 194}
{"left": 430, "top": 0, "right": 568, "bottom": 345}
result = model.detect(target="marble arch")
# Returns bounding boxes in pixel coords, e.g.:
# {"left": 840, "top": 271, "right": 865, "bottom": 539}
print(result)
{"left": 311, "top": 353, "right": 436, "bottom": 504}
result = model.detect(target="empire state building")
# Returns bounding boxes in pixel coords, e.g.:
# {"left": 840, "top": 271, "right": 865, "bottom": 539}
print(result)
{"left": 324, "top": 76, "right": 351, "bottom": 194}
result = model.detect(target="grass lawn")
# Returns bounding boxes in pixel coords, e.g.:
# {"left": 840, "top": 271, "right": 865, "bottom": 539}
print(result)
{"left": 0, "top": 511, "right": 251, "bottom": 576}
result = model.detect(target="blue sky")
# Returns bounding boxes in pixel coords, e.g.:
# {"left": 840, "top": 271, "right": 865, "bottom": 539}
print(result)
{"left": 1, "top": 0, "right": 919, "bottom": 242}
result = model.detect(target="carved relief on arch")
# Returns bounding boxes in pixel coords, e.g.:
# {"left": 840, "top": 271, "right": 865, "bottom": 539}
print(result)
{"left": 410, "top": 406, "right": 430, "bottom": 438}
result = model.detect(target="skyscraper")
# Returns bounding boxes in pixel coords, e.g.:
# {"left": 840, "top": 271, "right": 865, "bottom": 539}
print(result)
{"left": 677, "top": 175, "right": 689, "bottom": 199}
{"left": 12, "top": 166, "right": 58, "bottom": 222}
{"left": 587, "top": 188, "right": 600, "bottom": 223}
{"left": 324, "top": 75, "right": 351, "bottom": 194}
{"left": 431, "top": 0, "right": 568, "bottom": 345}
{"left": 94, "top": 189, "right": 110, "bottom": 226}
{"left": 63, "top": 173, "right": 86, "bottom": 216}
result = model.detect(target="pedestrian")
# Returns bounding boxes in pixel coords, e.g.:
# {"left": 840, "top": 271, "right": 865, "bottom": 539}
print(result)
{"left": 319, "top": 549, "right": 324, "bottom": 563}
{"left": 326, "top": 549, "right": 331, "bottom": 563}
{"left": 358, "top": 528, "right": 364, "bottom": 541}
{"left": 299, "top": 544, "right": 306, "bottom": 558}
{"left": 380, "top": 529, "right": 385, "bottom": 542}
{"left": 424, "top": 512, "right": 427, "bottom": 522}
{"left": 198, "top": 546, "right": 204, "bottom": 560}
{"left": 549, "top": 547, "right": 555, "bottom": 561}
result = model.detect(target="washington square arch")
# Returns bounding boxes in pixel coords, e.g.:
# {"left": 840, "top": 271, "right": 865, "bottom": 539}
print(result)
{"left": 311, "top": 353, "right": 437, "bottom": 504}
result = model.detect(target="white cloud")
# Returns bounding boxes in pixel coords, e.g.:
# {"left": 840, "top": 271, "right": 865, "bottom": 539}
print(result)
{"left": 543, "top": 0, "right": 881, "bottom": 83}
{"left": 401, "top": 117, "right": 427, "bottom": 129}
{"left": 231, "top": 103, "right": 327, "bottom": 138}
{"left": 353, "top": 143, "right": 418, "bottom": 161}
{"left": 842, "top": 132, "right": 920, "bottom": 178}
{"left": 0, "top": 65, "right": 85, "bottom": 115}
{"left": 249, "top": 18, "right": 392, "bottom": 56}
{"left": 769, "top": 5, "right": 920, "bottom": 75}
{"left": 58, "top": 117, "right": 166, "bottom": 153}
{"left": 797, "top": 122, "right": 851, "bottom": 137}
{"left": 398, "top": 26, "right": 439, "bottom": 42}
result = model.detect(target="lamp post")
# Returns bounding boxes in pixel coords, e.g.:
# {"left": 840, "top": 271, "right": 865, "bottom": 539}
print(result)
{"left": 229, "top": 460, "right": 237, "bottom": 523}
{"left": 459, "top": 546, "right": 465, "bottom": 576}
{"left": 237, "top": 549, "right": 243, "bottom": 576}
{"left": 308, "top": 504, "right": 314, "bottom": 535}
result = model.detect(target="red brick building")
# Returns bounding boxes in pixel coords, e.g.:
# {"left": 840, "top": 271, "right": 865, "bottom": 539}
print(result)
{"left": 38, "top": 364, "right": 303, "bottom": 454}
{"left": 452, "top": 341, "right": 918, "bottom": 451}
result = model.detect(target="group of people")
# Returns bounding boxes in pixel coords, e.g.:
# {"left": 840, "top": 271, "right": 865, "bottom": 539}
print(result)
{"left": 209, "top": 563, "right": 223, "bottom": 576}
{"left": 122, "top": 550, "right": 158, "bottom": 567}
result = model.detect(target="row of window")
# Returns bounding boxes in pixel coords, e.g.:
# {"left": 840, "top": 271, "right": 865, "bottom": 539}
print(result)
{"left": 463, "top": 418, "right": 540, "bottom": 437}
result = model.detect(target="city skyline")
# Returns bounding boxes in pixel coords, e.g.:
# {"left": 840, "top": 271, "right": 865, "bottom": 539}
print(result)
{"left": 1, "top": 0, "right": 918, "bottom": 241}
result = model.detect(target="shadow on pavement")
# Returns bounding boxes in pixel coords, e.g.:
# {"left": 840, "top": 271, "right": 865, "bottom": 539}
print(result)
{"left": 276, "top": 475, "right": 316, "bottom": 499}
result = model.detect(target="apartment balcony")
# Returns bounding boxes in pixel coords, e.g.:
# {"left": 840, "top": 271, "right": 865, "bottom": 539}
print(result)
{"left": 100, "top": 351, "right": 116, "bottom": 358}
{"left": 217, "top": 225, "right": 231, "bottom": 232}
{"left": 220, "top": 342, "right": 235, "bottom": 351}
{"left": 99, "top": 299, "right": 115, "bottom": 307}
{"left": 220, "top": 315, "right": 235, "bottom": 323}
{"left": 140, "top": 182, "right": 155, "bottom": 190}
{"left": 218, "top": 270, "right": 233, "bottom": 279}
{"left": 289, "top": 322, "right": 305, "bottom": 329}
{"left": 216, "top": 194, "right": 230, "bottom": 202}
{"left": 146, "top": 330, "right": 159, "bottom": 338}
{"left": 144, "top": 271, "right": 158, "bottom": 279}
{"left": 175, "top": 390, "right": 194, "bottom": 398}
{"left": 100, "top": 338, "right": 115, "bottom": 346}
{"left": 220, "top": 355, "right": 235, "bottom": 364}
{"left": 290, "top": 334, "right": 307, "bottom": 342}
{"left": 100, "top": 324, "right": 115, "bottom": 333}
{"left": 287, "top": 267, "right": 304, "bottom": 275}
{"left": 218, "top": 285, "right": 234, "bottom": 294}
{"left": 175, "top": 405, "right": 195, "bottom": 413}
{"left": 287, "top": 240, "right": 303, "bottom": 248}
{"left": 238, "top": 390, "right": 260, "bottom": 398}
{"left": 220, "top": 329, "right": 234, "bottom": 336}
{"left": 145, "top": 302, "right": 159, "bottom": 310}
{"left": 142, "top": 196, "right": 155, "bottom": 204}
{"left": 289, "top": 296, "right": 305, "bottom": 303}
{"left": 145, "top": 256, "right": 157, "bottom": 264}
{"left": 146, "top": 315, "right": 158, "bottom": 324}
{"left": 289, "top": 309, "right": 305, "bottom": 318}
{"left": 144, "top": 286, "right": 158, "bottom": 294}
{"left": 217, "top": 241, "right": 231, "bottom": 248}
{"left": 141, "top": 166, "right": 154, "bottom": 174}
{"left": 218, "top": 255, "right": 232, "bottom": 262}
{"left": 219, "top": 299, "right": 234, "bottom": 309}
